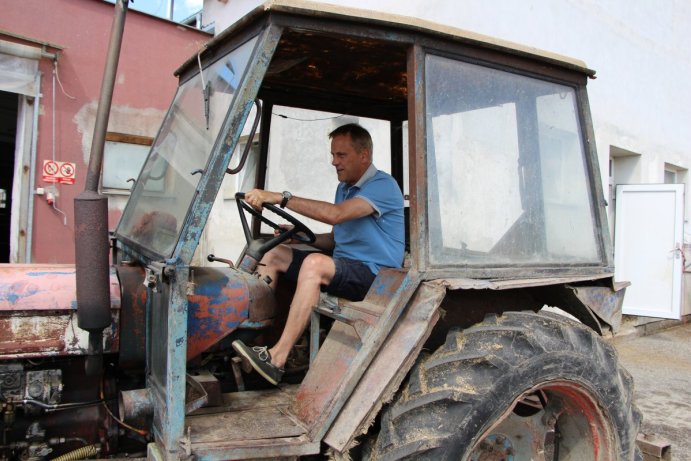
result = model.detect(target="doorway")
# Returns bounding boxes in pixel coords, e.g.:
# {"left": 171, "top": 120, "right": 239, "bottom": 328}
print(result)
{"left": 0, "top": 91, "right": 18, "bottom": 262}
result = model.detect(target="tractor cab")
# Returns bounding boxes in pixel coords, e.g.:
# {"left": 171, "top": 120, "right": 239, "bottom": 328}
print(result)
{"left": 108, "top": 2, "right": 633, "bottom": 460}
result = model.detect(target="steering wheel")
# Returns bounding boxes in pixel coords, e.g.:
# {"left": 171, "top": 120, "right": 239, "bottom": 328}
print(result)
{"left": 235, "top": 192, "right": 316, "bottom": 269}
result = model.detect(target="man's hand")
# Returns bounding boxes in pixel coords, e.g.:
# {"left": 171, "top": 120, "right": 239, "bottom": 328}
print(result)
{"left": 275, "top": 224, "right": 296, "bottom": 244}
{"left": 244, "top": 189, "right": 281, "bottom": 210}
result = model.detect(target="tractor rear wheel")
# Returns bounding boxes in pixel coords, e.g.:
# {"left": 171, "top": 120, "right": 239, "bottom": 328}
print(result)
{"left": 365, "top": 311, "right": 640, "bottom": 460}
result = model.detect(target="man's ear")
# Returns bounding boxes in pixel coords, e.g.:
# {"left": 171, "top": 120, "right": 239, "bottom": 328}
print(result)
{"left": 361, "top": 149, "right": 371, "bottom": 163}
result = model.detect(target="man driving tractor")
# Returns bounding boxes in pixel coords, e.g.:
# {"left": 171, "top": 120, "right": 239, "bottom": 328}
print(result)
{"left": 232, "top": 123, "right": 405, "bottom": 385}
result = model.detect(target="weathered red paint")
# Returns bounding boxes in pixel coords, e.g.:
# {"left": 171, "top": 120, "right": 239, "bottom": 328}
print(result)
{"left": 0, "top": 264, "right": 120, "bottom": 359}
{"left": 543, "top": 383, "right": 618, "bottom": 460}
{"left": 186, "top": 268, "right": 276, "bottom": 360}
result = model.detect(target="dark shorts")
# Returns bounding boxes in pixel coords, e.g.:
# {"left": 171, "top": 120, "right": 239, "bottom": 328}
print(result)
{"left": 284, "top": 249, "right": 376, "bottom": 301}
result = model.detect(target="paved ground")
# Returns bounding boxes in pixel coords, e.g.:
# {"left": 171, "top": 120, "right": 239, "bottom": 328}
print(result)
{"left": 614, "top": 322, "right": 691, "bottom": 460}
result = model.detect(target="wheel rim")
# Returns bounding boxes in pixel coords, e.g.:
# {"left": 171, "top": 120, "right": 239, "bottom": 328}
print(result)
{"left": 469, "top": 380, "right": 616, "bottom": 461}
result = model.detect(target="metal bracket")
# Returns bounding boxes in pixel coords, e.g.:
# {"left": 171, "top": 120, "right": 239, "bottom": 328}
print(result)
{"left": 143, "top": 267, "right": 159, "bottom": 292}
{"left": 179, "top": 426, "right": 193, "bottom": 459}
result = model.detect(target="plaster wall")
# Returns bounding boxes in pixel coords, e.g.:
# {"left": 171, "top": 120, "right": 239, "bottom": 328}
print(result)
{"left": 0, "top": 0, "right": 210, "bottom": 263}
{"left": 204, "top": 0, "right": 691, "bottom": 223}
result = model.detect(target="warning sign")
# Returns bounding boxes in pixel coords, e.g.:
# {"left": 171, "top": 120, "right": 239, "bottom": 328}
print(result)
{"left": 43, "top": 160, "right": 76, "bottom": 185}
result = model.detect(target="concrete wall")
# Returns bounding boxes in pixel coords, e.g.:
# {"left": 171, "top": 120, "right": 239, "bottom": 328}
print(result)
{"left": 0, "top": 0, "right": 210, "bottom": 263}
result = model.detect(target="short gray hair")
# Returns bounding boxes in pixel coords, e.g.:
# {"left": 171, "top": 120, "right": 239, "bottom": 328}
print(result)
{"left": 329, "top": 123, "right": 373, "bottom": 156}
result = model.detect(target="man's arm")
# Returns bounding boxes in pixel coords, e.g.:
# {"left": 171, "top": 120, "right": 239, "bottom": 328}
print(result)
{"left": 312, "top": 231, "right": 335, "bottom": 252}
{"left": 244, "top": 189, "right": 374, "bottom": 225}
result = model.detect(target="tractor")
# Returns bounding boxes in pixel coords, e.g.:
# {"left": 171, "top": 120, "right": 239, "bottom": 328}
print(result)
{"left": 0, "top": 1, "right": 640, "bottom": 460}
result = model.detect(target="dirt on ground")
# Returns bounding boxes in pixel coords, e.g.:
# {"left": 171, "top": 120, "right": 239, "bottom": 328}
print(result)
{"left": 614, "top": 322, "right": 691, "bottom": 460}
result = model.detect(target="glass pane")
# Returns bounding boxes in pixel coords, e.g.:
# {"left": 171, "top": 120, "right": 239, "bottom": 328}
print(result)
{"left": 116, "top": 36, "right": 258, "bottom": 257}
{"left": 263, "top": 107, "right": 391, "bottom": 235}
{"left": 173, "top": 0, "right": 202, "bottom": 22}
{"left": 425, "top": 54, "right": 599, "bottom": 266}
{"left": 102, "top": 141, "right": 151, "bottom": 192}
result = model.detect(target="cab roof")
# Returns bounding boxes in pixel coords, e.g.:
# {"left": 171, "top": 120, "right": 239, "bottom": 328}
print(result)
{"left": 179, "top": 0, "right": 594, "bottom": 78}
{"left": 176, "top": 0, "right": 594, "bottom": 120}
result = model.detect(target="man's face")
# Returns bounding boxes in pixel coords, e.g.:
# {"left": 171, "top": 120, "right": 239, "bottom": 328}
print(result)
{"left": 331, "top": 133, "right": 369, "bottom": 185}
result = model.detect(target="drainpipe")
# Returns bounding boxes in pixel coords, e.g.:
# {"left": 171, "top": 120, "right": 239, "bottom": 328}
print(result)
{"left": 74, "top": 0, "right": 129, "bottom": 376}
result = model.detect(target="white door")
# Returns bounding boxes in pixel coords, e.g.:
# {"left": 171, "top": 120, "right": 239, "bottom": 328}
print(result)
{"left": 614, "top": 184, "right": 684, "bottom": 319}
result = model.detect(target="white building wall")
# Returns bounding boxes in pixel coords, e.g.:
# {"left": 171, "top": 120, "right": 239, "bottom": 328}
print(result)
{"left": 201, "top": 1, "right": 691, "bottom": 314}
{"left": 203, "top": 0, "right": 691, "bottom": 210}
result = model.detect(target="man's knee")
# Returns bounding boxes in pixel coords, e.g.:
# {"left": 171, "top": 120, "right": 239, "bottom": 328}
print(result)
{"left": 262, "top": 245, "right": 293, "bottom": 271}
{"left": 299, "top": 253, "right": 335, "bottom": 283}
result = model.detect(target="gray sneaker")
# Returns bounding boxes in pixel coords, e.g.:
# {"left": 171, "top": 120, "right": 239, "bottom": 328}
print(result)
{"left": 232, "top": 340, "right": 284, "bottom": 385}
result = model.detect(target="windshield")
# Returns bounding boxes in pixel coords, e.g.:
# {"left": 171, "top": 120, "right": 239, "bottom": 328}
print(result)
{"left": 426, "top": 54, "right": 600, "bottom": 267}
{"left": 116, "top": 36, "right": 258, "bottom": 257}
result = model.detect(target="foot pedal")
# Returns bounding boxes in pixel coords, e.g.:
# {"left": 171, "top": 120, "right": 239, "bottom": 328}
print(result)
{"left": 230, "top": 356, "right": 246, "bottom": 391}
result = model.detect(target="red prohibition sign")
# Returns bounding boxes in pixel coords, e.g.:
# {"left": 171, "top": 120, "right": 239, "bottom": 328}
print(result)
{"left": 44, "top": 161, "right": 59, "bottom": 176}
{"left": 60, "top": 163, "right": 75, "bottom": 177}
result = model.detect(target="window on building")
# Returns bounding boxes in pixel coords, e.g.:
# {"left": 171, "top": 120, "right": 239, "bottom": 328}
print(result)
{"left": 101, "top": 132, "right": 155, "bottom": 194}
{"left": 664, "top": 162, "right": 687, "bottom": 185}
{"left": 105, "top": 0, "right": 203, "bottom": 26}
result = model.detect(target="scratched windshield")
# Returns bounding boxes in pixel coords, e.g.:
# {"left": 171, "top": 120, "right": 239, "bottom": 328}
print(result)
{"left": 116, "top": 36, "right": 258, "bottom": 257}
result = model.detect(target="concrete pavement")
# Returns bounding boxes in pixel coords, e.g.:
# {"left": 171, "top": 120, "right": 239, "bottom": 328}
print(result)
{"left": 613, "top": 321, "right": 691, "bottom": 460}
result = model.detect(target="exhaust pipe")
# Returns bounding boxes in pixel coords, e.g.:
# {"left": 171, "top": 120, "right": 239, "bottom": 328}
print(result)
{"left": 74, "top": 0, "right": 129, "bottom": 376}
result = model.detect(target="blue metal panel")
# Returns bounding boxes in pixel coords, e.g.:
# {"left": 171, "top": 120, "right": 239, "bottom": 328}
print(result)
{"left": 149, "top": 24, "right": 285, "bottom": 460}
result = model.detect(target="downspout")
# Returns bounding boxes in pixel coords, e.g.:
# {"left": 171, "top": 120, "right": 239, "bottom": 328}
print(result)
{"left": 74, "top": 0, "right": 129, "bottom": 376}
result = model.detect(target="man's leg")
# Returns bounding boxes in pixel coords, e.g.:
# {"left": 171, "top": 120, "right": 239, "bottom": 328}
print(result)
{"left": 256, "top": 244, "right": 293, "bottom": 290}
{"left": 233, "top": 255, "right": 375, "bottom": 384}
{"left": 269, "top": 253, "right": 336, "bottom": 368}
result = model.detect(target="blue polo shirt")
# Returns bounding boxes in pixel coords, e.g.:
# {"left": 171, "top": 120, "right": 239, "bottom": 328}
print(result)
{"left": 333, "top": 165, "right": 405, "bottom": 275}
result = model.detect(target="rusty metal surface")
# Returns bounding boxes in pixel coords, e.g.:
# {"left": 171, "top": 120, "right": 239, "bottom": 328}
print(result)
{"left": 262, "top": 29, "right": 408, "bottom": 106}
{"left": 120, "top": 388, "right": 154, "bottom": 422}
{"left": 191, "top": 434, "right": 318, "bottom": 461}
{"left": 184, "top": 386, "right": 319, "bottom": 460}
{"left": 325, "top": 281, "right": 445, "bottom": 452}
{"left": 570, "top": 284, "right": 625, "bottom": 333}
{"left": 437, "top": 273, "right": 613, "bottom": 291}
{"left": 188, "top": 406, "right": 306, "bottom": 444}
{"left": 0, "top": 265, "right": 120, "bottom": 358}
{"left": 292, "top": 319, "right": 358, "bottom": 424}
{"left": 637, "top": 434, "right": 672, "bottom": 461}
{"left": 291, "top": 270, "right": 421, "bottom": 440}
{"left": 74, "top": 192, "right": 113, "bottom": 332}
{"left": 116, "top": 264, "right": 277, "bottom": 365}
{"left": 186, "top": 268, "right": 275, "bottom": 360}
{"left": 116, "top": 264, "right": 147, "bottom": 369}
{"left": 0, "top": 265, "right": 119, "bottom": 311}
{"left": 531, "top": 284, "right": 604, "bottom": 335}
{"left": 364, "top": 268, "right": 408, "bottom": 307}
{"left": 291, "top": 269, "right": 407, "bottom": 426}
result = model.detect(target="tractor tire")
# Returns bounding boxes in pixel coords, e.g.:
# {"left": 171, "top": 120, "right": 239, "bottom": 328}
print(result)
{"left": 364, "top": 310, "right": 641, "bottom": 460}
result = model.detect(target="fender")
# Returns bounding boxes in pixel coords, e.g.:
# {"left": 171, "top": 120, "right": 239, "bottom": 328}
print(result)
{"left": 324, "top": 280, "right": 446, "bottom": 452}
{"left": 321, "top": 275, "right": 626, "bottom": 452}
